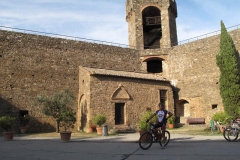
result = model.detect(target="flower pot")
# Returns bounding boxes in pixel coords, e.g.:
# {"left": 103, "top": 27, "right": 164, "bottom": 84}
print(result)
{"left": 60, "top": 131, "right": 72, "bottom": 143}
{"left": 96, "top": 127, "right": 102, "bottom": 135}
{"left": 168, "top": 124, "right": 175, "bottom": 129}
{"left": 139, "top": 130, "right": 147, "bottom": 137}
{"left": 88, "top": 127, "right": 93, "bottom": 133}
{"left": 20, "top": 126, "right": 28, "bottom": 133}
{"left": 3, "top": 132, "right": 14, "bottom": 141}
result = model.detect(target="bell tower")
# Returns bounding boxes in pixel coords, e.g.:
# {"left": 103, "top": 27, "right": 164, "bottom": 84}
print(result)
{"left": 126, "top": 0, "right": 178, "bottom": 50}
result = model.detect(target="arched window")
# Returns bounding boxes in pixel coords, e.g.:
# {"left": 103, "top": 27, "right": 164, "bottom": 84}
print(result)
{"left": 142, "top": 6, "right": 161, "bottom": 49}
{"left": 142, "top": 56, "right": 164, "bottom": 73}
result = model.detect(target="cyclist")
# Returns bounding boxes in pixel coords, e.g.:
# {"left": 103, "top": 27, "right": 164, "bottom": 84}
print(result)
{"left": 146, "top": 102, "right": 173, "bottom": 144}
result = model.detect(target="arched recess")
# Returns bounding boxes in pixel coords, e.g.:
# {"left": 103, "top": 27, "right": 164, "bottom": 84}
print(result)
{"left": 176, "top": 99, "right": 190, "bottom": 124}
{"left": 78, "top": 94, "right": 89, "bottom": 131}
{"left": 142, "top": 6, "right": 162, "bottom": 49}
{"left": 111, "top": 85, "right": 131, "bottom": 125}
{"left": 142, "top": 56, "right": 165, "bottom": 73}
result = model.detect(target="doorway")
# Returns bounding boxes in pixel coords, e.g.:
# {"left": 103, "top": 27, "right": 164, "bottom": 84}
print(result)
{"left": 115, "top": 103, "right": 125, "bottom": 124}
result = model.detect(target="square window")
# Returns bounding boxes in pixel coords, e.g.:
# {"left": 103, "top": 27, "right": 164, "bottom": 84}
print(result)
{"left": 212, "top": 104, "right": 217, "bottom": 109}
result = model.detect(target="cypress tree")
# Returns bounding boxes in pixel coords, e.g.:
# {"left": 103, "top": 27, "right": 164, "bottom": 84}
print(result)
{"left": 216, "top": 21, "right": 240, "bottom": 117}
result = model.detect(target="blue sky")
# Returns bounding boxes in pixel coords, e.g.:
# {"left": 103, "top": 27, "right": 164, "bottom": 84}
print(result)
{"left": 0, "top": 0, "right": 239, "bottom": 45}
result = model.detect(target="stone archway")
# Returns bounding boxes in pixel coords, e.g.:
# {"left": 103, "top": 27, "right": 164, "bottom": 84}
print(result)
{"left": 176, "top": 99, "right": 189, "bottom": 124}
{"left": 78, "top": 94, "right": 89, "bottom": 132}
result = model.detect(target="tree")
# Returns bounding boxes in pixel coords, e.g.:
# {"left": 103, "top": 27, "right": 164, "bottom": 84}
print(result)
{"left": 35, "top": 89, "right": 76, "bottom": 132}
{"left": 216, "top": 21, "right": 240, "bottom": 118}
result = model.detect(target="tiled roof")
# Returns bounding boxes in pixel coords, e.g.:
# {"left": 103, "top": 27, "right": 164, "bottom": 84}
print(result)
{"left": 82, "top": 67, "right": 169, "bottom": 81}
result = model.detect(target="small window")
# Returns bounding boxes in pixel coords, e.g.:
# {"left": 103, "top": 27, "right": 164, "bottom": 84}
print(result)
{"left": 147, "top": 60, "right": 162, "bottom": 73}
{"left": 160, "top": 90, "right": 167, "bottom": 107}
{"left": 146, "top": 108, "right": 151, "bottom": 112}
{"left": 19, "top": 110, "right": 28, "bottom": 117}
{"left": 212, "top": 104, "right": 217, "bottom": 109}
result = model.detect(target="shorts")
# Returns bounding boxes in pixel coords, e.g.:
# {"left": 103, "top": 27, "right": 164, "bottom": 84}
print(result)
{"left": 154, "top": 122, "right": 166, "bottom": 131}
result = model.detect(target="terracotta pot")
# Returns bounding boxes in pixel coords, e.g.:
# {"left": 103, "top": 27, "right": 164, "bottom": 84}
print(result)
{"left": 3, "top": 132, "right": 14, "bottom": 141}
{"left": 96, "top": 127, "right": 102, "bottom": 135}
{"left": 88, "top": 127, "right": 93, "bottom": 133}
{"left": 168, "top": 124, "right": 175, "bottom": 129}
{"left": 60, "top": 131, "right": 72, "bottom": 143}
{"left": 20, "top": 126, "right": 28, "bottom": 133}
{"left": 139, "top": 130, "right": 147, "bottom": 137}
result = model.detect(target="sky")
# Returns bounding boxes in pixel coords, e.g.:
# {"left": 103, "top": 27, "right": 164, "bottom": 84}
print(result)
{"left": 0, "top": 0, "right": 240, "bottom": 46}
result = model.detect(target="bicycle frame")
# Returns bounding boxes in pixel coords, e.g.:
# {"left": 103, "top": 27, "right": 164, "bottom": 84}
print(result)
{"left": 139, "top": 122, "right": 170, "bottom": 150}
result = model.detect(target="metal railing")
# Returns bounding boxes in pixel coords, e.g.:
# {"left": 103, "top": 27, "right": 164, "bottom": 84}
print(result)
{"left": 0, "top": 25, "right": 130, "bottom": 48}
{"left": 0, "top": 23, "right": 239, "bottom": 49}
{"left": 177, "top": 24, "right": 240, "bottom": 45}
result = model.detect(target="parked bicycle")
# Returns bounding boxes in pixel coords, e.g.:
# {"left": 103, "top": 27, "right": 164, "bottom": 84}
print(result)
{"left": 139, "top": 122, "right": 170, "bottom": 150}
{"left": 226, "top": 119, "right": 239, "bottom": 142}
{"left": 220, "top": 118, "right": 240, "bottom": 142}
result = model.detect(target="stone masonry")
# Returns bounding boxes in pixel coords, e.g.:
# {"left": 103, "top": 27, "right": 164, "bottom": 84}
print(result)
{"left": 0, "top": 0, "right": 240, "bottom": 132}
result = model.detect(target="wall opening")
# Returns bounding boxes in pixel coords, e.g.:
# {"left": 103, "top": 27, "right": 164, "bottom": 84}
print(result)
{"left": 147, "top": 60, "right": 162, "bottom": 73}
{"left": 142, "top": 6, "right": 161, "bottom": 49}
{"left": 115, "top": 103, "right": 125, "bottom": 124}
{"left": 19, "top": 110, "right": 28, "bottom": 117}
{"left": 159, "top": 90, "right": 167, "bottom": 107}
{"left": 212, "top": 104, "right": 217, "bottom": 109}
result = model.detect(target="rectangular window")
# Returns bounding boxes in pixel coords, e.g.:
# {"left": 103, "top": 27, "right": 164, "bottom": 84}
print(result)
{"left": 160, "top": 90, "right": 167, "bottom": 107}
{"left": 146, "top": 108, "right": 151, "bottom": 112}
{"left": 212, "top": 104, "right": 217, "bottom": 109}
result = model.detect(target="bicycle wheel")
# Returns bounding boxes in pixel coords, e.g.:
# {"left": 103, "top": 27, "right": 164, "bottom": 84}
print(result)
{"left": 227, "top": 128, "right": 239, "bottom": 142}
{"left": 139, "top": 132, "right": 153, "bottom": 150}
{"left": 159, "top": 131, "right": 170, "bottom": 147}
{"left": 223, "top": 127, "right": 231, "bottom": 141}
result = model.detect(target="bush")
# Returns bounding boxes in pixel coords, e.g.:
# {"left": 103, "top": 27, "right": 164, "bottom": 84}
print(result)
{"left": 92, "top": 114, "right": 106, "bottom": 127}
{"left": 0, "top": 116, "right": 15, "bottom": 132}
{"left": 139, "top": 111, "right": 157, "bottom": 131}
{"left": 167, "top": 115, "right": 175, "bottom": 124}
{"left": 212, "top": 112, "right": 232, "bottom": 125}
{"left": 59, "top": 109, "right": 76, "bottom": 132}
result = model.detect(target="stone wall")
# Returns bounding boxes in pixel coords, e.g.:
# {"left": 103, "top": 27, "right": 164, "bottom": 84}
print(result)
{"left": 79, "top": 66, "right": 174, "bottom": 131}
{"left": 0, "top": 30, "right": 140, "bottom": 132}
{"left": 165, "top": 29, "right": 240, "bottom": 123}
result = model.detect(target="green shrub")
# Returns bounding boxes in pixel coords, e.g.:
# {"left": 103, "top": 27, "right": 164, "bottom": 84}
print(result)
{"left": 212, "top": 112, "right": 232, "bottom": 125}
{"left": 92, "top": 114, "right": 106, "bottom": 127}
{"left": 139, "top": 111, "right": 157, "bottom": 131}
{"left": 0, "top": 116, "right": 15, "bottom": 132}
{"left": 59, "top": 109, "right": 76, "bottom": 132}
{"left": 167, "top": 115, "right": 175, "bottom": 124}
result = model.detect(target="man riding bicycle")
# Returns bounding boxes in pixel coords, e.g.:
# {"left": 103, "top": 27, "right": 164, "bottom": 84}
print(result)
{"left": 146, "top": 102, "right": 173, "bottom": 143}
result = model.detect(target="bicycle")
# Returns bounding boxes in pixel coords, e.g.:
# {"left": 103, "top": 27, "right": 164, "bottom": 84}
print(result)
{"left": 139, "top": 122, "right": 170, "bottom": 150}
{"left": 215, "top": 121, "right": 231, "bottom": 141}
{"left": 227, "top": 119, "right": 239, "bottom": 142}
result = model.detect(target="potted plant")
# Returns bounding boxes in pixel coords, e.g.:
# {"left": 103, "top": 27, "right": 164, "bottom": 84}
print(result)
{"left": 35, "top": 89, "right": 76, "bottom": 142}
{"left": 167, "top": 115, "right": 176, "bottom": 129}
{"left": 92, "top": 114, "right": 106, "bottom": 135}
{"left": 138, "top": 111, "right": 157, "bottom": 136}
{"left": 59, "top": 109, "right": 76, "bottom": 142}
{"left": 20, "top": 114, "right": 30, "bottom": 133}
{"left": 88, "top": 121, "right": 96, "bottom": 133}
{"left": 0, "top": 116, "right": 15, "bottom": 141}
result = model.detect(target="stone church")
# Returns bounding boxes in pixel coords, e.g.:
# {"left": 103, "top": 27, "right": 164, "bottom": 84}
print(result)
{"left": 1, "top": 0, "right": 240, "bottom": 133}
